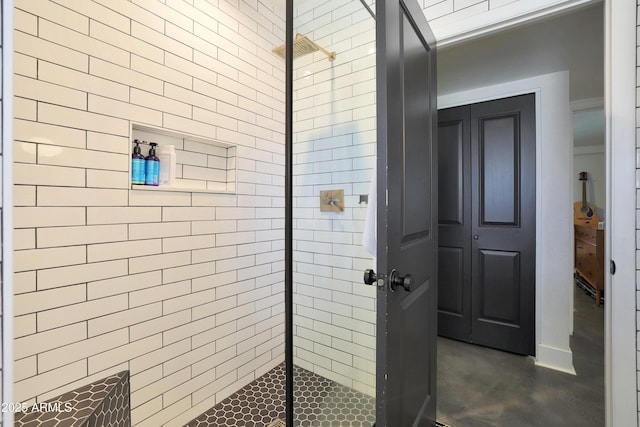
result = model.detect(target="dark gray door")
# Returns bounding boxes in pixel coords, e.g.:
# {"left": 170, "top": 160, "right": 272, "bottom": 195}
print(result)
{"left": 437, "top": 94, "right": 536, "bottom": 356}
{"left": 374, "top": 0, "right": 437, "bottom": 425}
{"left": 437, "top": 106, "right": 472, "bottom": 341}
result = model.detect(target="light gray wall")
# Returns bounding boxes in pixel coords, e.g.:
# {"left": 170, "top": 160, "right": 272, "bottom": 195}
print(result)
{"left": 437, "top": 3, "right": 604, "bottom": 102}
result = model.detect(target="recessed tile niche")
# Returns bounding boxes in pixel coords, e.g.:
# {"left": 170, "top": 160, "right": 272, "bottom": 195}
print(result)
{"left": 131, "top": 124, "right": 237, "bottom": 194}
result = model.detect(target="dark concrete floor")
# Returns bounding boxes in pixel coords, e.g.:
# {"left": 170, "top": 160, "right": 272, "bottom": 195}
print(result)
{"left": 437, "top": 284, "right": 604, "bottom": 427}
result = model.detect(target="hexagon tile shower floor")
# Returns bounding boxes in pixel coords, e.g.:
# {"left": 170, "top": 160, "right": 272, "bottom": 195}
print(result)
{"left": 185, "top": 363, "right": 376, "bottom": 427}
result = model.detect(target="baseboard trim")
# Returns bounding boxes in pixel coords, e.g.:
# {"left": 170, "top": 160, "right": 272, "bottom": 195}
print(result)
{"left": 536, "top": 343, "right": 576, "bottom": 375}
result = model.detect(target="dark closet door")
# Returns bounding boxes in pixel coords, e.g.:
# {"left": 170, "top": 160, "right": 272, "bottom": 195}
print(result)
{"left": 438, "top": 94, "right": 536, "bottom": 356}
{"left": 437, "top": 106, "right": 472, "bottom": 340}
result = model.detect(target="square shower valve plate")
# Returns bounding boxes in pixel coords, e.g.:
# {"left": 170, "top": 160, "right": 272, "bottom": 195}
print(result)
{"left": 320, "top": 189, "right": 344, "bottom": 212}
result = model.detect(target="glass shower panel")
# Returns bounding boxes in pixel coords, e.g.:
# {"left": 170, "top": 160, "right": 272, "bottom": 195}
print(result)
{"left": 291, "top": 0, "right": 377, "bottom": 425}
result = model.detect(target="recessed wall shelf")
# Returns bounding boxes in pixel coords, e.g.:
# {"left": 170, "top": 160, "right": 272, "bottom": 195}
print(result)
{"left": 130, "top": 123, "right": 237, "bottom": 194}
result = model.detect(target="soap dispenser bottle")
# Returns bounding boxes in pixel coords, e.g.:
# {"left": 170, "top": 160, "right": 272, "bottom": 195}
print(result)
{"left": 131, "top": 139, "right": 145, "bottom": 185}
{"left": 157, "top": 144, "right": 176, "bottom": 186}
{"left": 145, "top": 142, "right": 160, "bottom": 186}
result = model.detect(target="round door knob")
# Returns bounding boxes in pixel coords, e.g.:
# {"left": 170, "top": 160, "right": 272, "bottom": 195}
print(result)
{"left": 388, "top": 269, "right": 412, "bottom": 292}
{"left": 473, "top": 235, "right": 479, "bottom": 240}
{"left": 364, "top": 269, "right": 377, "bottom": 285}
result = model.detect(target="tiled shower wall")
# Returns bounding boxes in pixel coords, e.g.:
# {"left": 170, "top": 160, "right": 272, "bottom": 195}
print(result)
{"left": 11, "top": 1, "right": 285, "bottom": 426}
{"left": 292, "top": 0, "right": 377, "bottom": 397}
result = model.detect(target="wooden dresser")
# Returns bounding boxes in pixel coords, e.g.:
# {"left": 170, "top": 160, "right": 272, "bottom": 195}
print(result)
{"left": 574, "top": 224, "right": 605, "bottom": 306}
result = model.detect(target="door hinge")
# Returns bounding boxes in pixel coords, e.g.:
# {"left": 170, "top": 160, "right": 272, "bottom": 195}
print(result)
{"left": 610, "top": 259, "right": 616, "bottom": 275}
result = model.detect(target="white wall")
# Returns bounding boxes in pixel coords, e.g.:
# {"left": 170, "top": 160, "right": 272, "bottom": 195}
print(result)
{"left": 11, "top": 1, "right": 285, "bottom": 425}
{"left": 424, "top": 0, "right": 600, "bottom": 46}
{"left": 292, "top": 0, "right": 377, "bottom": 397}
{"left": 436, "top": 3, "right": 603, "bottom": 102}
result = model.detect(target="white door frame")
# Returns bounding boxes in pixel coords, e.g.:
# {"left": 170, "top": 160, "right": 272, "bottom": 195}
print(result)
{"left": 604, "top": 0, "right": 637, "bottom": 426}
{"left": 2, "top": 1, "right": 16, "bottom": 426}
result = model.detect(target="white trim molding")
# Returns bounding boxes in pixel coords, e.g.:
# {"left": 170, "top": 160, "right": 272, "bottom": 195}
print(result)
{"left": 2, "top": 0, "right": 16, "bottom": 425}
{"left": 571, "top": 97, "right": 604, "bottom": 113}
{"left": 604, "top": 0, "right": 637, "bottom": 426}
{"left": 439, "top": 70, "right": 575, "bottom": 375}
{"left": 574, "top": 145, "right": 605, "bottom": 155}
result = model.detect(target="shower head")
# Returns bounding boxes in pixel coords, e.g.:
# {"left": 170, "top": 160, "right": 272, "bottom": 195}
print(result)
{"left": 272, "top": 33, "right": 336, "bottom": 61}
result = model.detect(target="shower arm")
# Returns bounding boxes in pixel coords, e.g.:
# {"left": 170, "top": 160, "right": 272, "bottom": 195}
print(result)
{"left": 314, "top": 43, "right": 336, "bottom": 61}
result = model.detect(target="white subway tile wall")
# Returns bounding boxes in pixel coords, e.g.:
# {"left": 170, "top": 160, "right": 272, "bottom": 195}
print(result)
{"left": 292, "top": 0, "right": 377, "bottom": 398}
{"left": 12, "top": 1, "right": 285, "bottom": 427}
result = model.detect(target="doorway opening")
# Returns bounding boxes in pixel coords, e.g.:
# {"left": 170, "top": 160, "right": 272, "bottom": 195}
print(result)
{"left": 434, "top": 3, "right": 605, "bottom": 426}
{"left": 437, "top": 93, "right": 536, "bottom": 357}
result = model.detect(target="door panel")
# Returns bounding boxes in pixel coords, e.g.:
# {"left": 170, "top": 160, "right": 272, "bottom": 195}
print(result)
{"left": 471, "top": 94, "right": 536, "bottom": 356}
{"left": 437, "top": 107, "right": 472, "bottom": 341}
{"left": 438, "top": 247, "right": 465, "bottom": 316}
{"left": 376, "top": 0, "right": 437, "bottom": 426}
{"left": 399, "top": 279, "right": 433, "bottom": 426}
{"left": 479, "top": 115, "right": 519, "bottom": 225}
{"left": 401, "top": 11, "right": 432, "bottom": 241}
{"left": 477, "top": 249, "right": 521, "bottom": 325}
{"left": 438, "top": 94, "right": 535, "bottom": 356}
{"left": 438, "top": 120, "right": 464, "bottom": 225}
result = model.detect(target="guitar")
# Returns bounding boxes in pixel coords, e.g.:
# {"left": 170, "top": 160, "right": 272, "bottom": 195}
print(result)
{"left": 574, "top": 171, "right": 600, "bottom": 227}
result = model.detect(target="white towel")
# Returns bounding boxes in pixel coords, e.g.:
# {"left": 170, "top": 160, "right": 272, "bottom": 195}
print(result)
{"left": 362, "top": 165, "right": 377, "bottom": 261}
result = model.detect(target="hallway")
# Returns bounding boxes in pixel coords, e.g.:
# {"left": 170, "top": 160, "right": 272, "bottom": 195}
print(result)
{"left": 437, "top": 284, "right": 604, "bottom": 426}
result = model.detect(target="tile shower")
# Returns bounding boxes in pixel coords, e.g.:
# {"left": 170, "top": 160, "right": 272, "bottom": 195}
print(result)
{"left": 7, "top": 0, "right": 376, "bottom": 425}
{"left": 12, "top": 0, "right": 285, "bottom": 425}
{"left": 290, "top": 0, "right": 377, "bottom": 409}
